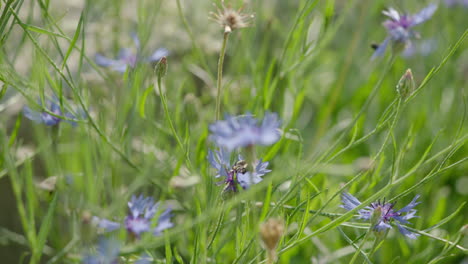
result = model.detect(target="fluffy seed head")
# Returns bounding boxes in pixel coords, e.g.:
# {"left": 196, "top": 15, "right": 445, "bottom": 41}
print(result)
{"left": 211, "top": 1, "right": 254, "bottom": 33}
{"left": 260, "top": 218, "right": 285, "bottom": 251}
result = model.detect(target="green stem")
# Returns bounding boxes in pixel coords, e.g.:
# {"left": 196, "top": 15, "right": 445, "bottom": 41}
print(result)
{"left": 156, "top": 71, "right": 193, "bottom": 169}
{"left": 349, "top": 228, "right": 372, "bottom": 264}
{"left": 368, "top": 237, "right": 381, "bottom": 258}
{"left": 215, "top": 32, "right": 230, "bottom": 120}
{"left": 245, "top": 145, "right": 256, "bottom": 184}
{"left": 266, "top": 250, "right": 276, "bottom": 264}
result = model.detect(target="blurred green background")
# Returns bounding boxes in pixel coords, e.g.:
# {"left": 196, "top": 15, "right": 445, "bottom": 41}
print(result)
{"left": 0, "top": 0, "right": 467, "bottom": 263}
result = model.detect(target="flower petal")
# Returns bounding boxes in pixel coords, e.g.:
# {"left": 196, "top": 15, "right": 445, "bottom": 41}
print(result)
{"left": 153, "top": 208, "right": 174, "bottom": 235}
{"left": 397, "top": 195, "right": 421, "bottom": 213}
{"left": 382, "top": 8, "right": 401, "bottom": 21}
{"left": 23, "top": 106, "right": 43, "bottom": 123}
{"left": 147, "top": 48, "right": 170, "bottom": 62}
{"left": 396, "top": 223, "right": 419, "bottom": 239}
{"left": 371, "top": 37, "right": 390, "bottom": 59}
{"left": 91, "top": 216, "right": 121, "bottom": 231}
{"left": 411, "top": 4, "right": 437, "bottom": 26}
{"left": 340, "top": 192, "right": 363, "bottom": 211}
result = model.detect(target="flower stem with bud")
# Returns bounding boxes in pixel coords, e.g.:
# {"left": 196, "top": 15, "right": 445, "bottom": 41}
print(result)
{"left": 155, "top": 57, "right": 192, "bottom": 168}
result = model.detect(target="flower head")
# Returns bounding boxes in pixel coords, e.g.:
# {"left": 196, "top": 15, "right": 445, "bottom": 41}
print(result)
{"left": 372, "top": 4, "right": 437, "bottom": 58}
{"left": 208, "top": 148, "right": 271, "bottom": 192}
{"left": 23, "top": 97, "right": 79, "bottom": 126}
{"left": 95, "top": 34, "right": 169, "bottom": 73}
{"left": 83, "top": 238, "right": 120, "bottom": 264}
{"left": 341, "top": 192, "right": 421, "bottom": 239}
{"left": 209, "top": 112, "right": 281, "bottom": 151}
{"left": 210, "top": 0, "right": 254, "bottom": 33}
{"left": 444, "top": 0, "right": 468, "bottom": 7}
{"left": 92, "top": 195, "right": 174, "bottom": 238}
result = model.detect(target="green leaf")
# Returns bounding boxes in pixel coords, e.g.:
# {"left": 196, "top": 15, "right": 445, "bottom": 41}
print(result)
{"left": 139, "top": 84, "right": 154, "bottom": 118}
{"left": 25, "top": 24, "right": 67, "bottom": 39}
{"left": 33, "top": 192, "right": 58, "bottom": 264}
{"left": 0, "top": 83, "right": 7, "bottom": 100}
{"left": 61, "top": 12, "right": 84, "bottom": 69}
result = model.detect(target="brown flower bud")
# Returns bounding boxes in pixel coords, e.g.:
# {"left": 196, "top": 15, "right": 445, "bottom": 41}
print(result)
{"left": 260, "top": 218, "right": 285, "bottom": 252}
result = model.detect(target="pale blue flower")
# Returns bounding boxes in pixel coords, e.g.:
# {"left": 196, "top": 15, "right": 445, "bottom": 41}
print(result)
{"left": 23, "top": 97, "right": 79, "bottom": 126}
{"left": 209, "top": 112, "right": 281, "bottom": 151}
{"left": 95, "top": 34, "right": 169, "bottom": 73}
{"left": 92, "top": 195, "right": 174, "bottom": 238}
{"left": 341, "top": 192, "right": 421, "bottom": 239}
{"left": 373, "top": 4, "right": 437, "bottom": 58}
{"left": 444, "top": 0, "right": 468, "bottom": 7}
{"left": 83, "top": 238, "right": 120, "bottom": 264}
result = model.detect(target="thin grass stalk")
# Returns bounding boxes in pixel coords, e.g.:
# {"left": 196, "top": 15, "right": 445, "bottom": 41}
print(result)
{"left": 215, "top": 32, "right": 230, "bottom": 120}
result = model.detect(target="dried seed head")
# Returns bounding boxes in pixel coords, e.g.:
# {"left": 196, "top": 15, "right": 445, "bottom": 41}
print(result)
{"left": 260, "top": 218, "right": 285, "bottom": 252}
{"left": 82, "top": 211, "right": 92, "bottom": 224}
{"left": 210, "top": 1, "right": 254, "bottom": 33}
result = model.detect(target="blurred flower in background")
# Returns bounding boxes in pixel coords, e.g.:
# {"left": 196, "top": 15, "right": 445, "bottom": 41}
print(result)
{"left": 444, "top": 0, "right": 468, "bottom": 7}
{"left": 23, "top": 96, "right": 81, "bottom": 126}
{"left": 209, "top": 112, "right": 281, "bottom": 151}
{"left": 95, "top": 34, "right": 169, "bottom": 73}
{"left": 372, "top": 4, "right": 437, "bottom": 59}
{"left": 82, "top": 238, "right": 152, "bottom": 264}
{"left": 92, "top": 195, "right": 174, "bottom": 238}
{"left": 82, "top": 238, "right": 120, "bottom": 264}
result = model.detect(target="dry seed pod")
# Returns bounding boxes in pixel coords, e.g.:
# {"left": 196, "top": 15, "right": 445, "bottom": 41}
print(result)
{"left": 260, "top": 218, "right": 285, "bottom": 263}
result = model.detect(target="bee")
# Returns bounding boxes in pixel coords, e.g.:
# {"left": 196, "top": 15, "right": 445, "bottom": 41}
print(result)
{"left": 232, "top": 160, "right": 248, "bottom": 174}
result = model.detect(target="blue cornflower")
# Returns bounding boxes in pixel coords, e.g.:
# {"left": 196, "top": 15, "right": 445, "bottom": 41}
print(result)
{"left": 444, "top": 0, "right": 468, "bottom": 7}
{"left": 23, "top": 97, "right": 79, "bottom": 126}
{"left": 208, "top": 148, "right": 271, "bottom": 192}
{"left": 95, "top": 34, "right": 169, "bottom": 73}
{"left": 341, "top": 192, "right": 421, "bottom": 239}
{"left": 92, "top": 195, "right": 174, "bottom": 238}
{"left": 83, "top": 238, "right": 120, "bottom": 264}
{"left": 209, "top": 112, "right": 281, "bottom": 151}
{"left": 82, "top": 238, "right": 151, "bottom": 264}
{"left": 372, "top": 4, "right": 437, "bottom": 59}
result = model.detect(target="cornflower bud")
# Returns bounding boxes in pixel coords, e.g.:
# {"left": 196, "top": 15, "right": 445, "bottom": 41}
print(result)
{"left": 156, "top": 56, "right": 168, "bottom": 79}
{"left": 396, "top": 69, "right": 416, "bottom": 99}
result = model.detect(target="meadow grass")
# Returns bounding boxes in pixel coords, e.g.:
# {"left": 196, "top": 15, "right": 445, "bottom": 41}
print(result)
{"left": 0, "top": 0, "right": 467, "bottom": 263}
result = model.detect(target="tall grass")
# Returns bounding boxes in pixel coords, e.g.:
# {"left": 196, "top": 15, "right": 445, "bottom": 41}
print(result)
{"left": 0, "top": 0, "right": 467, "bottom": 263}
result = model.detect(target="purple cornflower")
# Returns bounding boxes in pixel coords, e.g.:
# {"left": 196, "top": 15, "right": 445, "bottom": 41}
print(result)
{"left": 372, "top": 4, "right": 437, "bottom": 59}
{"left": 209, "top": 112, "right": 281, "bottom": 151}
{"left": 341, "top": 192, "right": 421, "bottom": 239}
{"left": 444, "top": 0, "right": 468, "bottom": 7}
{"left": 95, "top": 34, "right": 169, "bottom": 73}
{"left": 83, "top": 238, "right": 120, "bottom": 264}
{"left": 92, "top": 195, "right": 174, "bottom": 238}
{"left": 23, "top": 97, "right": 78, "bottom": 126}
{"left": 208, "top": 148, "right": 271, "bottom": 192}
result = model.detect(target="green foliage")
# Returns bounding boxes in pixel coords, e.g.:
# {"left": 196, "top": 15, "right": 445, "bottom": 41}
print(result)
{"left": 0, "top": 0, "right": 467, "bottom": 263}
